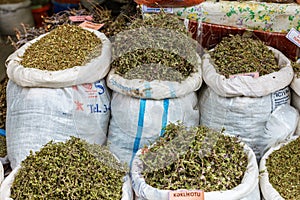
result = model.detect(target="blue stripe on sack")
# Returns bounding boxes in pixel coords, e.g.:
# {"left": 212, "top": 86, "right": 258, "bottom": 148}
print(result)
{"left": 168, "top": 84, "right": 176, "bottom": 98}
{"left": 0, "top": 129, "right": 5, "bottom": 136}
{"left": 160, "top": 99, "right": 169, "bottom": 137}
{"left": 130, "top": 99, "right": 146, "bottom": 167}
{"left": 144, "top": 82, "right": 151, "bottom": 98}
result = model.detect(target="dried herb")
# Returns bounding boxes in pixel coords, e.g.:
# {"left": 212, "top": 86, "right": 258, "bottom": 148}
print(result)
{"left": 140, "top": 122, "right": 248, "bottom": 191}
{"left": 111, "top": 12, "right": 198, "bottom": 82}
{"left": 210, "top": 34, "right": 280, "bottom": 78}
{"left": 292, "top": 61, "right": 300, "bottom": 78}
{"left": 0, "top": 76, "right": 8, "bottom": 130}
{"left": 20, "top": 24, "right": 102, "bottom": 71}
{"left": 11, "top": 137, "right": 128, "bottom": 199}
{"left": 0, "top": 135, "right": 6, "bottom": 157}
{"left": 266, "top": 137, "right": 300, "bottom": 200}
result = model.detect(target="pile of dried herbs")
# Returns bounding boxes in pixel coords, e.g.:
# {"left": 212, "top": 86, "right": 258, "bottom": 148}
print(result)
{"left": 292, "top": 61, "right": 300, "bottom": 78}
{"left": 20, "top": 24, "right": 102, "bottom": 71}
{"left": 111, "top": 12, "right": 198, "bottom": 82}
{"left": 266, "top": 137, "right": 300, "bottom": 200}
{"left": 210, "top": 34, "right": 280, "bottom": 78}
{"left": 0, "top": 135, "right": 6, "bottom": 157}
{"left": 140, "top": 122, "right": 248, "bottom": 191}
{"left": 10, "top": 136, "right": 128, "bottom": 199}
{"left": 0, "top": 76, "right": 8, "bottom": 130}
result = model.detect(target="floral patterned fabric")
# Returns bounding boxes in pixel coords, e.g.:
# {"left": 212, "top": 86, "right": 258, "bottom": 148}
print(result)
{"left": 173, "top": 1, "right": 300, "bottom": 33}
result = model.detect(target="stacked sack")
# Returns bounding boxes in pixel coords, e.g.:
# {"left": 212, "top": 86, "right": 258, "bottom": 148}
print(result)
{"left": 199, "top": 34, "right": 299, "bottom": 162}
{"left": 5, "top": 24, "right": 112, "bottom": 169}
{"left": 107, "top": 12, "right": 202, "bottom": 165}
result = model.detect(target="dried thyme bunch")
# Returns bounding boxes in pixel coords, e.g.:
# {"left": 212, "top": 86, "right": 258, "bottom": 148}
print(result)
{"left": 10, "top": 137, "right": 128, "bottom": 200}
{"left": 0, "top": 135, "right": 6, "bottom": 157}
{"left": 140, "top": 122, "right": 248, "bottom": 191}
{"left": 210, "top": 34, "right": 280, "bottom": 78}
{"left": 111, "top": 12, "right": 198, "bottom": 82}
{"left": 20, "top": 24, "right": 102, "bottom": 71}
{"left": 266, "top": 137, "right": 300, "bottom": 200}
{"left": 0, "top": 76, "right": 8, "bottom": 130}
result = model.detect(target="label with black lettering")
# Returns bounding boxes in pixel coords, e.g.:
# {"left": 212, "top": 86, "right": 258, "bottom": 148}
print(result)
{"left": 271, "top": 86, "right": 290, "bottom": 111}
{"left": 169, "top": 190, "right": 204, "bottom": 200}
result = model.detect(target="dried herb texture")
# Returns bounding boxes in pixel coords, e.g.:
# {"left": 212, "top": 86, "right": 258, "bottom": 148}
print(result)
{"left": 20, "top": 24, "right": 102, "bottom": 71}
{"left": 140, "top": 122, "right": 248, "bottom": 191}
{"left": 0, "top": 77, "right": 7, "bottom": 130}
{"left": 266, "top": 137, "right": 300, "bottom": 200}
{"left": 210, "top": 34, "right": 280, "bottom": 78}
{"left": 10, "top": 137, "right": 128, "bottom": 200}
{"left": 0, "top": 135, "right": 6, "bottom": 157}
{"left": 111, "top": 12, "right": 198, "bottom": 82}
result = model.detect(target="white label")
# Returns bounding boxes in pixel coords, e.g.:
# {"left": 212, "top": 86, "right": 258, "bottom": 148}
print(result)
{"left": 286, "top": 28, "right": 300, "bottom": 48}
{"left": 271, "top": 87, "right": 290, "bottom": 111}
{"left": 142, "top": 5, "right": 173, "bottom": 13}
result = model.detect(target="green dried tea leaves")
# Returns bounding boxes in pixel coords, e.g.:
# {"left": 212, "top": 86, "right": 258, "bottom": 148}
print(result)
{"left": 20, "top": 24, "right": 102, "bottom": 71}
{"left": 210, "top": 34, "right": 280, "bottom": 78}
{"left": 10, "top": 137, "right": 128, "bottom": 200}
{"left": 266, "top": 137, "right": 300, "bottom": 200}
{"left": 292, "top": 61, "right": 300, "bottom": 78}
{"left": 0, "top": 77, "right": 7, "bottom": 130}
{"left": 111, "top": 12, "right": 199, "bottom": 82}
{"left": 140, "top": 122, "right": 248, "bottom": 191}
{"left": 0, "top": 135, "right": 6, "bottom": 157}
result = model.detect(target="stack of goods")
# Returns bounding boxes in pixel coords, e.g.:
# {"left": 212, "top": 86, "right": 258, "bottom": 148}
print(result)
{"left": 259, "top": 136, "right": 300, "bottom": 200}
{"left": 0, "top": 137, "right": 133, "bottom": 200}
{"left": 131, "top": 122, "right": 260, "bottom": 200}
{"left": 199, "top": 34, "right": 299, "bottom": 161}
{"left": 106, "top": 12, "right": 202, "bottom": 165}
{"left": 5, "top": 24, "right": 112, "bottom": 169}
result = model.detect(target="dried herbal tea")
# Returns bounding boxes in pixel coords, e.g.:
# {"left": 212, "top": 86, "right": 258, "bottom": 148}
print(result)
{"left": 292, "top": 61, "right": 300, "bottom": 78}
{"left": 266, "top": 137, "right": 300, "bottom": 200}
{"left": 111, "top": 12, "right": 198, "bottom": 82}
{"left": 210, "top": 34, "right": 280, "bottom": 78}
{"left": 0, "top": 135, "right": 6, "bottom": 157}
{"left": 0, "top": 77, "right": 8, "bottom": 130}
{"left": 20, "top": 24, "right": 102, "bottom": 71}
{"left": 140, "top": 122, "right": 248, "bottom": 191}
{"left": 10, "top": 137, "right": 128, "bottom": 200}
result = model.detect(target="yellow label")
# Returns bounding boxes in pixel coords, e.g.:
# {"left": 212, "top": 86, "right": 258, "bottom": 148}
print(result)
{"left": 169, "top": 190, "right": 204, "bottom": 200}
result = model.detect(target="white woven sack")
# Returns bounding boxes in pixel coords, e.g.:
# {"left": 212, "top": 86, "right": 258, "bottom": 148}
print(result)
{"left": 131, "top": 143, "right": 260, "bottom": 200}
{"left": 6, "top": 28, "right": 111, "bottom": 88}
{"left": 0, "top": 0, "right": 34, "bottom": 35}
{"left": 6, "top": 79, "right": 111, "bottom": 169}
{"left": 202, "top": 46, "right": 293, "bottom": 98}
{"left": 106, "top": 55, "right": 202, "bottom": 100}
{"left": 108, "top": 91, "right": 200, "bottom": 165}
{"left": 259, "top": 136, "right": 299, "bottom": 200}
{"left": 0, "top": 166, "right": 133, "bottom": 200}
{"left": 199, "top": 86, "right": 298, "bottom": 160}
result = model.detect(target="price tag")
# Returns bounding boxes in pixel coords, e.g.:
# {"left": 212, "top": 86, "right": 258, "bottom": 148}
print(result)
{"left": 229, "top": 72, "right": 259, "bottom": 79}
{"left": 286, "top": 28, "right": 300, "bottom": 48}
{"left": 69, "top": 15, "right": 93, "bottom": 22}
{"left": 79, "top": 21, "right": 104, "bottom": 30}
{"left": 142, "top": 5, "right": 173, "bottom": 13}
{"left": 169, "top": 190, "right": 204, "bottom": 200}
